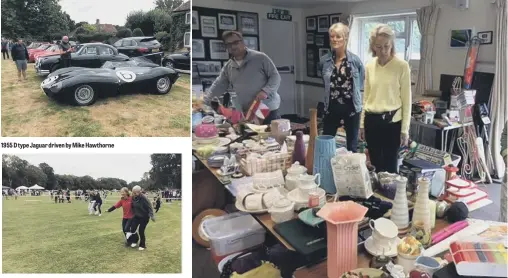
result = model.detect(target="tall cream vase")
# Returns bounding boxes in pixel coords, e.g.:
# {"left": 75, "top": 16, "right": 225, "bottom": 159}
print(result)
{"left": 410, "top": 177, "right": 432, "bottom": 247}
{"left": 391, "top": 176, "right": 409, "bottom": 230}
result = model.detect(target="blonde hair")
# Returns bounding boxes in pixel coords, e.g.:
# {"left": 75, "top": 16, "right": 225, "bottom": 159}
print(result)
{"left": 328, "top": 23, "right": 350, "bottom": 45}
{"left": 369, "top": 24, "right": 396, "bottom": 57}
{"left": 120, "top": 187, "right": 130, "bottom": 196}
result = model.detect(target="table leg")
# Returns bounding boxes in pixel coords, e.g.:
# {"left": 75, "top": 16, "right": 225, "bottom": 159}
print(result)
{"left": 441, "top": 130, "right": 445, "bottom": 152}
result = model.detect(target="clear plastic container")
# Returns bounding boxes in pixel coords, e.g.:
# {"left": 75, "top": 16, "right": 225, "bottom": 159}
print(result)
{"left": 202, "top": 212, "right": 266, "bottom": 257}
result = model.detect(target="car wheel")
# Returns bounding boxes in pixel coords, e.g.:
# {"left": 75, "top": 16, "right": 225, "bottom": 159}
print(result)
{"left": 73, "top": 85, "right": 96, "bottom": 106}
{"left": 164, "top": 60, "right": 174, "bottom": 68}
{"left": 155, "top": 76, "right": 172, "bottom": 94}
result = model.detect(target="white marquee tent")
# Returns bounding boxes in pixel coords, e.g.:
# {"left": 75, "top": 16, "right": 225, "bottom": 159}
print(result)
{"left": 16, "top": 186, "right": 28, "bottom": 190}
{"left": 29, "top": 184, "right": 44, "bottom": 190}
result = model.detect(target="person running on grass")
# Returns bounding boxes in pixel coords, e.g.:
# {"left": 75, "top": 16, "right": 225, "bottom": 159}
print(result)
{"left": 126, "top": 185, "right": 155, "bottom": 250}
{"left": 154, "top": 195, "right": 161, "bottom": 213}
{"left": 93, "top": 191, "right": 103, "bottom": 216}
{"left": 88, "top": 192, "right": 96, "bottom": 215}
{"left": 106, "top": 187, "right": 138, "bottom": 246}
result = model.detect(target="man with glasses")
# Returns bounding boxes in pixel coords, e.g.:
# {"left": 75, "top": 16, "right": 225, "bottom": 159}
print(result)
{"left": 207, "top": 31, "right": 281, "bottom": 124}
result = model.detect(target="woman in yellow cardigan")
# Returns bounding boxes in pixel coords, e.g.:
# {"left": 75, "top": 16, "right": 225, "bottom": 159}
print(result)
{"left": 360, "top": 24, "right": 412, "bottom": 173}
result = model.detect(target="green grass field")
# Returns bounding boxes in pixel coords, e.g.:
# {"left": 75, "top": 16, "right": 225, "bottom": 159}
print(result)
{"left": 2, "top": 193, "right": 181, "bottom": 273}
{"left": 1, "top": 59, "right": 190, "bottom": 137}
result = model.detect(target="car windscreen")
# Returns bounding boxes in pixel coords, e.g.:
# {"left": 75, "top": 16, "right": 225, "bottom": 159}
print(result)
{"left": 36, "top": 44, "right": 49, "bottom": 50}
{"left": 138, "top": 38, "right": 160, "bottom": 47}
{"left": 47, "top": 45, "right": 59, "bottom": 52}
{"left": 101, "top": 57, "right": 157, "bottom": 69}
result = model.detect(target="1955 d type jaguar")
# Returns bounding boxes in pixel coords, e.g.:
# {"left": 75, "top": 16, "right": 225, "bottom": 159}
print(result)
{"left": 40, "top": 57, "right": 179, "bottom": 106}
{"left": 35, "top": 43, "right": 129, "bottom": 76}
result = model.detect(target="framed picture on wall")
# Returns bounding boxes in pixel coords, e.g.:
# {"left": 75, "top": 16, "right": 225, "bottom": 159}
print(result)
{"left": 238, "top": 12, "right": 258, "bottom": 35}
{"left": 450, "top": 29, "right": 473, "bottom": 48}
{"left": 209, "top": 39, "right": 229, "bottom": 60}
{"left": 244, "top": 36, "right": 258, "bottom": 50}
{"left": 201, "top": 16, "right": 218, "bottom": 38}
{"left": 306, "top": 33, "right": 314, "bottom": 44}
{"left": 315, "top": 34, "right": 325, "bottom": 46}
{"left": 318, "top": 16, "right": 329, "bottom": 32}
{"left": 319, "top": 48, "right": 330, "bottom": 58}
{"left": 307, "top": 17, "right": 316, "bottom": 31}
{"left": 192, "top": 39, "right": 205, "bottom": 59}
{"left": 307, "top": 48, "right": 316, "bottom": 77}
{"left": 330, "top": 14, "right": 341, "bottom": 25}
{"left": 192, "top": 11, "right": 199, "bottom": 30}
{"left": 194, "top": 61, "right": 223, "bottom": 76}
{"left": 218, "top": 13, "right": 237, "bottom": 30}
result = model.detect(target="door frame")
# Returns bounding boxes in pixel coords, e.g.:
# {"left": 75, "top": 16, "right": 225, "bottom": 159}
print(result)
{"left": 260, "top": 19, "right": 298, "bottom": 116}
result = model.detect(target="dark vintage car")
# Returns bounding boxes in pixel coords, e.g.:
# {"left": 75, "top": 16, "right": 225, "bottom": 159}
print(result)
{"left": 162, "top": 50, "right": 190, "bottom": 71}
{"left": 113, "top": 37, "right": 163, "bottom": 64}
{"left": 39, "top": 57, "right": 180, "bottom": 106}
{"left": 34, "top": 43, "right": 129, "bottom": 76}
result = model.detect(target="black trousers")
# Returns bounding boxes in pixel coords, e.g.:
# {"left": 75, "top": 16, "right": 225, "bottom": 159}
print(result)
{"left": 93, "top": 201, "right": 102, "bottom": 213}
{"left": 364, "top": 114, "right": 401, "bottom": 173}
{"left": 323, "top": 108, "right": 360, "bottom": 152}
{"left": 61, "top": 57, "right": 71, "bottom": 68}
{"left": 129, "top": 216, "right": 150, "bottom": 248}
{"left": 2, "top": 50, "right": 9, "bottom": 59}
{"left": 262, "top": 109, "right": 281, "bottom": 125}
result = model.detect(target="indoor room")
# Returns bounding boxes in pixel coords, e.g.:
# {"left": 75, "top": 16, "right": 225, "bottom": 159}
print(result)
{"left": 191, "top": 0, "right": 506, "bottom": 277}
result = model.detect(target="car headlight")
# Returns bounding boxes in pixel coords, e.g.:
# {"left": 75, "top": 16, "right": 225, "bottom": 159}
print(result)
{"left": 49, "top": 82, "right": 62, "bottom": 92}
{"left": 41, "top": 75, "right": 59, "bottom": 87}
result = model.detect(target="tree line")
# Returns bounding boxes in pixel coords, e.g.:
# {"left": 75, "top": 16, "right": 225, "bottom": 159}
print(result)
{"left": 1, "top": 0, "right": 189, "bottom": 51}
{"left": 2, "top": 154, "right": 181, "bottom": 191}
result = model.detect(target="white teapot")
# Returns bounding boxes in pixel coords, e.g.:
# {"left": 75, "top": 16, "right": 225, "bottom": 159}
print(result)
{"left": 298, "top": 173, "right": 321, "bottom": 195}
{"left": 285, "top": 162, "right": 307, "bottom": 191}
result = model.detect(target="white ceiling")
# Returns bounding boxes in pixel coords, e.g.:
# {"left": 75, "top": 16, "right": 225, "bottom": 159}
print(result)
{"left": 229, "top": 0, "right": 368, "bottom": 8}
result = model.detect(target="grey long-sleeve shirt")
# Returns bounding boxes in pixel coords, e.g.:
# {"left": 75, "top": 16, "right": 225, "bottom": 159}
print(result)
{"left": 208, "top": 49, "right": 281, "bottom": 111}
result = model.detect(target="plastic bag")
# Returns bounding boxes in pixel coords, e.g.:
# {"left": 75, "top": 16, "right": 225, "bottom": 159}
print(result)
{"left": 331, "top": 152, "right": 373, "bottom": 199}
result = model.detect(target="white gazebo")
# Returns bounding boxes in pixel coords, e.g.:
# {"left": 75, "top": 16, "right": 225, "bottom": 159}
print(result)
{"left": 16, "top": 186, "right": 28, "bottom": 191}
{"left": 29, "top": 184, "right": 45, "bottom": 190}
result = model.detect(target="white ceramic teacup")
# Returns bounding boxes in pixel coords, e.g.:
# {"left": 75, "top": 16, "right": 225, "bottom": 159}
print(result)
{"left": 369, "top": 218, "right": 399, "bottom": 249}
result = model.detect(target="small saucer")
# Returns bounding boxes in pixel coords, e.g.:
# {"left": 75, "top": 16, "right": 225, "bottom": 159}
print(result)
{"left": 364, "top": 236, "right": 400, "bottom": 257}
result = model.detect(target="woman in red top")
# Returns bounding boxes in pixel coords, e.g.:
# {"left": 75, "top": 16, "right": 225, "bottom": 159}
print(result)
{"left": 106, "top": 187, "right": 137, "bottom": 245}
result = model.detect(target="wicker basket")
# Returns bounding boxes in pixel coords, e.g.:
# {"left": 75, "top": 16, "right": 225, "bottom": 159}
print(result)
{"left": 236, "top": 149, "right": 293, "bottom": 176}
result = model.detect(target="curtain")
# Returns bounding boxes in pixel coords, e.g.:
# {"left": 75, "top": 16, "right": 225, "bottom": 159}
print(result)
{"left": 347, "top": 14, "right": 354, "bottom": 30}
{"left": 415, "top": 3, "right": 440, "bottom": 95}
{"left": 489, "top": 0, "right": 507, "bottom": 179}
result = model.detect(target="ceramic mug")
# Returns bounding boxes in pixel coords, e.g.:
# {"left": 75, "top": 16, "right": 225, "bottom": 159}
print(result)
{"left": 369, "top": 218, "right": 399, "bottom": 249}
{"left": 397, "top": 252, "right": 419, "bottom": 275}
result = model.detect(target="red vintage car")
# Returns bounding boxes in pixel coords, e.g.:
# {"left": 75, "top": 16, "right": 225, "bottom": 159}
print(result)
{"left": 28, "top": 44, "right": 52, "bottom": 63}
{"left": 33, "top": 45, "right": 61, "bottom": 61}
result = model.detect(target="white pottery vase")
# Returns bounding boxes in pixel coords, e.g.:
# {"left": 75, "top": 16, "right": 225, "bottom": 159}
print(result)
{"left": 410, "top": 177, "right": 432, "bottom": 247}
{"left": 391, "top": 176, "right": 409, "bottom": 230}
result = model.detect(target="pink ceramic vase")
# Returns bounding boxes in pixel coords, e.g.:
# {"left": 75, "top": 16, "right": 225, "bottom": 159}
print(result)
{"left": 316, "top": 201, "right": 369, "bottom": 278}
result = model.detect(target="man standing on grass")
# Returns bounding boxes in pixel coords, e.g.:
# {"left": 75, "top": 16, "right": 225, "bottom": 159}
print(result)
{"left": 1, "top": 38, "right": 10, "bottom": 59}
{"left": 11, "top": 38, "right": 28, "bottom": 82}
{"left": 59, "top": 36, "right": 72, "bottom": 68}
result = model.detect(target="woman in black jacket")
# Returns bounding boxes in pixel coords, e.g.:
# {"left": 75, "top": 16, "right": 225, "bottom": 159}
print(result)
{"left": 128, "top": 185, "right": 155, "bottom": 250}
